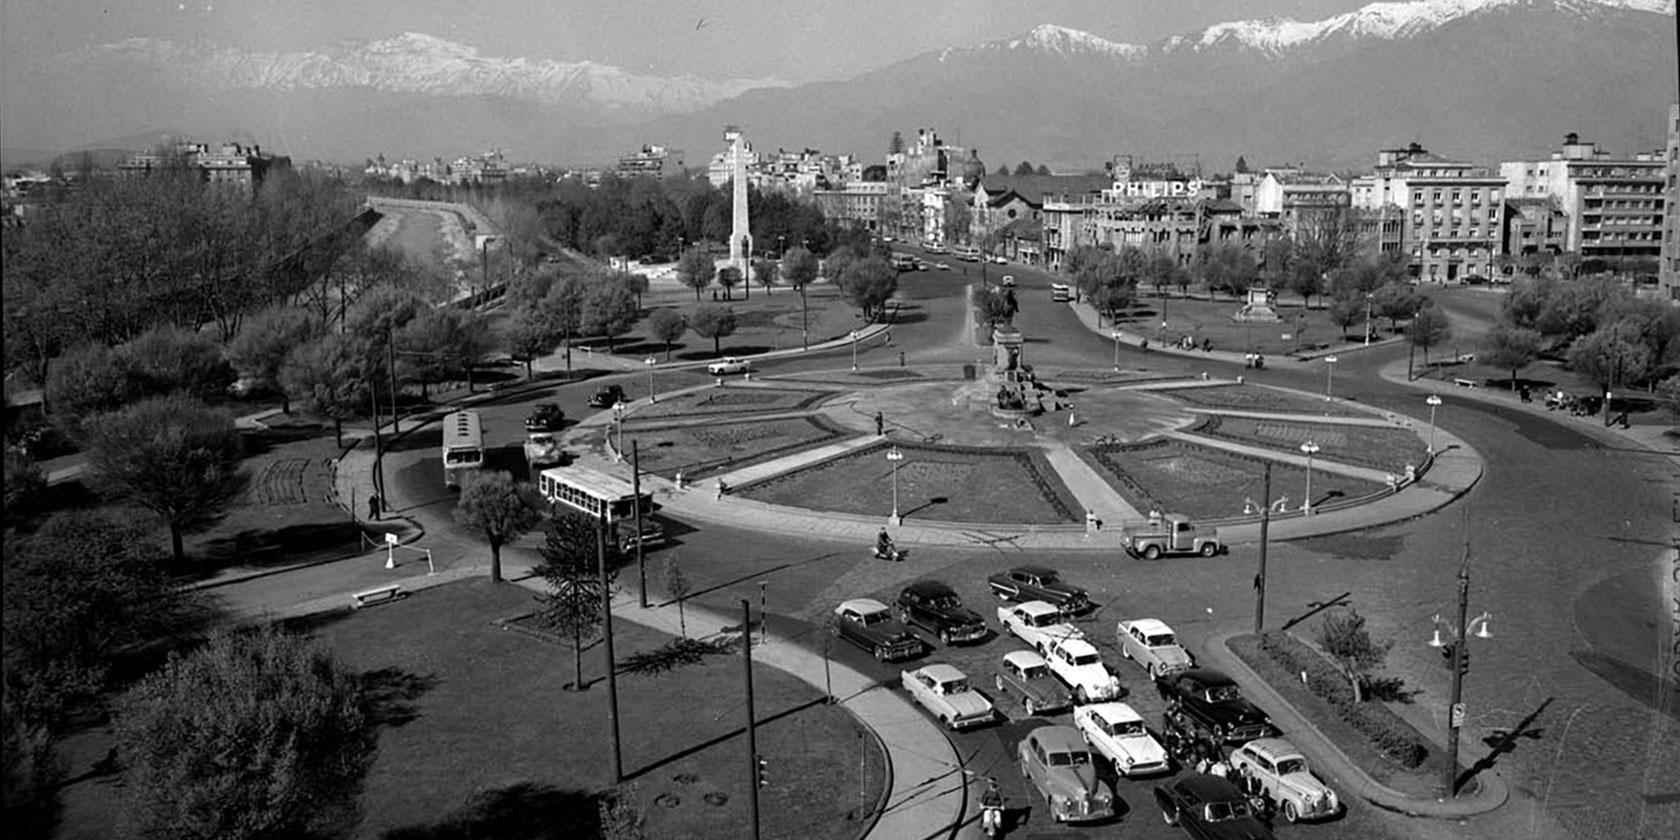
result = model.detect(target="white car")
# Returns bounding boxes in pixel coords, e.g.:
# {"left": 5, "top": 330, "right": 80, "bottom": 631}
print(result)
{"left": 1073, "top": 702, "right": 1170, "bottom": 777}
{"left": 706, "top": 357, "right": 752, "bottom": 375}
{"left": 1230, "top": 738, "right": 1342, "bottom": 823}
{"left": 901, "top": 664, "right": 994, "bottom": 730}
{"left": 522, "top": 432, "right": 562, "bottom": 468}
{"left": 934, "top": 262, "right": 950, "bottom": 270}
{"left": 998, "top": 601, "right": 1084, "bottom": 655}
{"left": 991, "top": 255, "right": 1008, "bottom": 264}
{"left": 1042, "top": 637, "right": 1122, "bottom": 704}
{"left": 1000, "top": 274, "right": 1016, "bottom": 287}
{"left": 1117, "top": 619, "right": 1195, "bottom": 679}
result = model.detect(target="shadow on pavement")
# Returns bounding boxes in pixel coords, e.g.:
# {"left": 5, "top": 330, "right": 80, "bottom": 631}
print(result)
{"left": 625, "top": 696, "right": 826, "bottom": 782}
{"left": 380, "top": 781, "right": 603, "bottom": 840}
{"left": 1570, "top": 650, "right": 1680, "bottom": 720}
{"left": 1458, "top": 697, "right": 1552, "bottom": 791}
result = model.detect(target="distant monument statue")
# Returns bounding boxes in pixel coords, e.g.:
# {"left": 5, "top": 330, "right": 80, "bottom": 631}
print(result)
{"left": 1233, "top": 286, "right": 1282, "bottom": 323}
{"left": 990, "top": 324, "right": 1038, "bottom": 418}
{"left": 725, "top": 126, "right": 752, "bottom": 277}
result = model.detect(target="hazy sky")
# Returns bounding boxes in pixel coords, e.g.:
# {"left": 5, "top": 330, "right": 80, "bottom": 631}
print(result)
{"left": 3, "top": 0, "right": 1368, "bottom": 82}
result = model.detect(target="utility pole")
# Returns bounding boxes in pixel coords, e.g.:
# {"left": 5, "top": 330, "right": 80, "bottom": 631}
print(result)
{"left": 387, "top": 325, "right": 400, "bottom": 433}
{"left": 1443, "top": 546, "right": 1470, "bottom": 799}
{"left": 633, "top": 441, "right": 647, "bottom": 609}
{"left": 598, "top": 513, "right": 623, "bottom": 783}
{"left": 1254, "top": 464, "right": 1271, "bottom": 635}
{"left": 369, "top": 379, "right": 385, "bottom": 510}
{"left": 742, "top": 598, "right": 762, "bottom": 840}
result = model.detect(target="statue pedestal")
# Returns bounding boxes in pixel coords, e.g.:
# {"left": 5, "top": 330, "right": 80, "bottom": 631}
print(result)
{"left": 1232, "top": 287, "right": 1282, "bottom": 323}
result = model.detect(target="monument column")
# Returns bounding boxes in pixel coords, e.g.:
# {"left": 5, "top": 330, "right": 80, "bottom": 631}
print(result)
{"left": 727, "top": 126, "right": 752, "bottom": 277}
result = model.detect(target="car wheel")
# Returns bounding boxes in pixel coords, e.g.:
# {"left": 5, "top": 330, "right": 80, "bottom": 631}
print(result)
{"left": 1076, "top": 687, "right": 1089, "bottom": 705}
{"left": 1024, "top": 698, "right": 1037, "bottom": 716}
{"left": 1161, "top": 806, "right": 1179, "bottom": 826}
{"left": 1148, "top": 662, "right": 1160, "bottom": 680}
{"left": 939, "top": 629, "right": 951, "bottom": 646}
{"left": 1143, "top": 545, "right": 1162, "bottom": 560}
{"left": 941, "top": 715, "right": 952, "bottom": 730}
{"left": 1200, "top": 542, "right": 1218, "bottom": 557}
{"left": 995, "top": 675, "right": 1006, "bottom": 692}
{"left": 1283, "top": 800, "right": 1300, "bottom": 823}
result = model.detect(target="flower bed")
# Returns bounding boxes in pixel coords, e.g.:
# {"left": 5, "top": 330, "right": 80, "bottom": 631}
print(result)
{"left": 1159, "top": 384, "right": 1371, "bottom": 417}
{"left": 621, "top": 417, "right": 850, "bottom": 479}
{"left": 739, "top": 442, "right": 1081, "bottom": 524}
{"left": 1087, "top": 440, "right": 1386, "bottom": 520}
{"left": 633, "top": 387, "right": 833, "bottom": 420}
{"left": 1193, "top": 416, "right": 1428, "bottom": 474}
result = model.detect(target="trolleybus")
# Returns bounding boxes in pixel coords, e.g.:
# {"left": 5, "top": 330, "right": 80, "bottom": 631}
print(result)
{"left": 441, "top": 410, "right": 485, "bottom": 489}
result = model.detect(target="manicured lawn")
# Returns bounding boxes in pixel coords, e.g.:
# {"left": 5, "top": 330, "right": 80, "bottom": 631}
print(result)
{"left": 1193, "top": 416, "right": 1429, "bottom": 474}
{"left": 591, "top": 281, "right": 879, "bottom": 362}
{"left": 1087, "top": 440, "right": 1387, "bottom": 520}
{"left": 1110, "top": 293, "right": 1388, "bottom": 356}
{"left": 620, "top": 416, "right": 854, "bottom": 480}
{"left": 633, "top": 386, "right": 833, "bottom": 421}
{"left": 50, "top": 580, "right": 885, "bottom": 840}
{"left": 739, "top": 442, "right": 1081, "bottom": 524}
{"left": 1156, "top": 383, "right": 1371, "bottom": 417}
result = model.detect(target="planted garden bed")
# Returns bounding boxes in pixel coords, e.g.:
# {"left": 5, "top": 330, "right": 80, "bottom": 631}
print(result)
{"left": 621, "top": 417, "right": 852, "bottom": 479}
{"left": 1159, "top": 384, "right": 1371, "bottom": 417}
{"left": 1086, "top": 439, "right": 1386, "bottom": 520}
{"left": 1192, "top": 416, "right": 1428, "bottom": 474}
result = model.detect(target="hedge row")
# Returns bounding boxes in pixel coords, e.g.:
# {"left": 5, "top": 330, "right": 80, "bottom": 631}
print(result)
{"left": 1257, "top": 632, "right": 1431, "bottom": 769}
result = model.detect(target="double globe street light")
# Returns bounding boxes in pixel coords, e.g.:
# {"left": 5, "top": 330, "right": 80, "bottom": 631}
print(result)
{"left": 1427, "top": 558, "right": 1493, "bottom": 800}
{"left": 1300, "top": 440, "right": 1320, "bottom": 516}
{"left": 886, "top": 446, "right": 904, "bottom": 525}
{"left": 1426, "top": 394, "right": 1443, "bottom": 455}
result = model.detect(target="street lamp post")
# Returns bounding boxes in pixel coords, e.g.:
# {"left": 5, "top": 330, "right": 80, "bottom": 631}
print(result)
{"left": 886, "top": 446, "right": 904, "bottom": 525}
{"left": 1427, "top": 560, "right": 1492, "bottom": 799}
{"left": 1112, "top": 331, "right": 1123, "bottom": 372}
{"left": 1426, "top": 394, "right": 1442, "bottom": 454}
{"left": 644, "top": 357, "right": 657, "bottom": 403}
{"left": 612, "top": 402, "right": 625, "bottom": 462}
{"left": 850, "top": 330, "right": 861, "bottom": 371}
{"left": 1324, "top": 356, "right": 1339, "bottom": 401}
{"left": 1299, "top": 440, "right": 1320, "bottom": 515}
{"left": 1364, "top": 293, "right": 1374, "bottom": 346}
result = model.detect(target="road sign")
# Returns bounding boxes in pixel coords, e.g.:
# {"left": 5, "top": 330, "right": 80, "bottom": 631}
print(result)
{"left": 385, "top": 532, "right": 400, "bottom": 546}
{"left": 1450, "top": 703, "right": 1465, "bottom": 729}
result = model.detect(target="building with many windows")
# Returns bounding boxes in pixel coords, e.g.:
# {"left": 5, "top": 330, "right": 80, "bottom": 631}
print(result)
{"left": 619, "top": 144, "right": 685, "bottom": 179}
{"left": 119, "top": 141, "right": 290, "bottom": 193}
{"left": 1501, "top": 133, "right": 1666, "bottom": 265}
{"left": 813, "top": 181, "right": 894, "bottom": 231}
{"left": 1659, "top": 104, "right": 1680, "bottom": 302}
{"left": 1351, "top": 143, "right": 1504, "bottom": 283}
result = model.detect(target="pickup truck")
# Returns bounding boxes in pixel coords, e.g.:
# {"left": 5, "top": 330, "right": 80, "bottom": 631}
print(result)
{"left": 998, "top": 601, "right": 1085, "bottom": 655}
{"left": 1122, "top": 513, "right": 1223, "bottom": 560}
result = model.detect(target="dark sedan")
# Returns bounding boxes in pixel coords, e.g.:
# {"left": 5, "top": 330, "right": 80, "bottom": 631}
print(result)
{"left": 986, "top": 565, "right": 1092, "bottom": 614}
{"left": 895, "top": 581, "right": 987, "bottom": 646}
{"left": 1157, "top": 668, "right": 1273, "bottom": 745}
{"left": 834, "top": 598, "right": 922, "bottom": 661}
{"left": 1154, "top": 774, "right": 1274, "bottom": 839}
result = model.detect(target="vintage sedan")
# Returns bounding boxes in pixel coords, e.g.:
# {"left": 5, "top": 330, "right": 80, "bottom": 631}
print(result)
{"left": 1017, "top": 725, "right": 1114, "bottom": 824}
{"left": 1158, "top": 668, "right": 1272, "bottom": 744}
{"left": 1230, "top": 738, "right": 1341, "bottom": 823}
{"left": 833, "top": 598, "right": 922, "bottom": 662}
{"left": 895, "top": 581, "right": 988, "bottom": 645}
{"left": 1154, "top": 774, "right": 1275, "bottom": 840}
{"left": 998, "top": 600, "right": 1085, "bottom": 654}
{"left": 992, "top": 650, "right": 1072, "bottom": 716}
{"left": 1043, "top": 636, "right": 1123, "bottom": 704}
{"left": 524, "top": 402, "right": 565, "bottom": 433}
{"left": 1117, "top": 618, "right": 1195, "bottom": 679}
{"left": 1073, "top": 702, "right": 1170, "bottom": 777}
{"left": 901, "top": 664, "right": 994, "bottom": 730}
{"left": 587, "top": 384, "right": 627, "bottom": 408}
{"left": 706, "top": 357, "right": 752, "bottom": 375}
{"left": 986, "top": 565, "right": 1092, "bottom": 614}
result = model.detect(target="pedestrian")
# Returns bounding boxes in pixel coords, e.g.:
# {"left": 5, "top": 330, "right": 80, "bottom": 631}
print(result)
{"left": 675, "top": 471, "right": 685, "bottom": 490}
{"left": 716, "top": 479, "right": 728, "bottom": 499}
{"left": 885, "top": 330, "right": 892, "bottom": 345}
{"left": 368, "top": 493, "right": 381, "bottom": 522}
{"left": 899, "top": 351, "right": 906, "bottom": 368}
{"left": 1203, "top": 337, "right": 1212, "bottom": 353}
{"left": 875, "top": 411, "right": 885, "bottom": 436}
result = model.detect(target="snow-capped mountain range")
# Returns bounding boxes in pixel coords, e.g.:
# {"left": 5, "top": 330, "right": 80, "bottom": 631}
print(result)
{"left": 1, "top": 0, "right": 1673, "bottom": 166}
{"left": 66, "top": 31, "right": 790, "bottom": 112}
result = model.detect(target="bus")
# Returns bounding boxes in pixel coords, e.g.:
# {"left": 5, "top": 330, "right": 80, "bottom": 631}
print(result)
{"left": 441, "top": 410, "right": 485, "bottom": 489}
{"left": 890, "top": 253, "right": 917, "bottom": 272}
{"left": 952, "top": 244, "right": 981, "bottom": 262}
{"left": 537, "top": 465, "right": 665, "bottom": 550}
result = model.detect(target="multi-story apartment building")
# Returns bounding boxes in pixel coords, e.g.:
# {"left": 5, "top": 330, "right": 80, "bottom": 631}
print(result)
{"left": 1501, "top": 197, "right": 1569, "bottom": 265}
{"left": 619, "top": 144, "right": 684, "bottom": 180}
{"left": 1659, "top": 104, "right": 1680, "bottom": 302}
{"left": 120, "top": 141, "right": 290, "bottom": 193}
{"left": 1254, "top": 171, "right": 1350, "bottom": 239}
{"left": 1351, "top": 143, "right": 1504, "bottom": 283}
{"left": 813, "top": 181, "right": 893, "bottom": 231}
{"left": 1501, "top": 133, "right": 1665, "bottom": 265}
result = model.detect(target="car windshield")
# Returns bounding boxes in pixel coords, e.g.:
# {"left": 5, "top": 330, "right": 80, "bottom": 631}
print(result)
{"left": 1021, "top": 665, "right": 1049, "bottom": 680}
{"left": 1207, "top": 685, "right": 1244, "bottom": 702}
{"left": 930, "top": 596, "right": 962, "bottom": 610}
{"left": 1206, "top": 801, "right": 1251, "bottom": 821}
{"left": 528, "top": 434, "right": 554, "bottom": 445}
{"left": 1147, "top": 634, "right": 1176, "bottom": 647}
{"left": 1030, "top": 613, "right": 1058, "bottom": 627}
{"left": 1111, "top": 720, "right": 1145, "bottom": 737}
{"left": 942, "top": 679, "right": 969, "bottom": 694}
{"left": 1276, "top": 758, "right": 1306, "bottom": 775}
{"left": 859, "top": 611, "right": 886, "bottom": 626}
{"left": 1072, "top": 653, "right": 1101, "bottom": 667}
{"left": 1048, "top": 750, "right": 1091, "bottom": 767}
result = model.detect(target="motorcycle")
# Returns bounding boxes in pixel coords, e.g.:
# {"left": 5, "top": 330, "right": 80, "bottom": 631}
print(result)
{"left": 980, "top": 800, "right": 1005, "bottom": 837}
{"left": 873, "top": 542, "right": 907, "bottom": 562}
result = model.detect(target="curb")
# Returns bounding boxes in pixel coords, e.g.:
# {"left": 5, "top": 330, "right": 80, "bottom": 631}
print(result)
{"left": 1200, "top": 631, "right": 1509, "bottom": 820}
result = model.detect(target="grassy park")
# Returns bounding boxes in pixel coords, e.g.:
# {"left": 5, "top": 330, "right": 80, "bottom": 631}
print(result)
{"left": 1087, "top": 439, "right": 1388, "bottom": 520}
{"left": 1110, "top": 291, "right": 1394, "bottom": 357}
{"left": 619, "top": 416, "right": 854, "bottom": 480}
{"left": 1192, "top": 416, "right": 1429, "bottom": 474}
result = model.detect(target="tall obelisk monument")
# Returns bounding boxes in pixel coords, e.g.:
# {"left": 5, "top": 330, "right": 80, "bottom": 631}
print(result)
{"left": 726, "top": 125, "right": 751, "bottom": 276}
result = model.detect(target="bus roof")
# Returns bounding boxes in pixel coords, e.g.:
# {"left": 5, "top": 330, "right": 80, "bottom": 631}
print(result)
{"left": 539, "top": 465, "right": 639, "bottom": 500}
{"left": 442, "top": 410, "right": 483, "bottom": 448}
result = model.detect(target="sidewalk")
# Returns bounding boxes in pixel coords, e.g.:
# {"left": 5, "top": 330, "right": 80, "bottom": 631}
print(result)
{"left": 1200, "top": 632, "right": 1510, "bottom": 819}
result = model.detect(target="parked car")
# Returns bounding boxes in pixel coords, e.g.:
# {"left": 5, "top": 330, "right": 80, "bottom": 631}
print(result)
{"left": 933, "top": 261, "right": 951, "bottom": 271}
{"left": 706, "top": 357, "right": 752, "bottom": 375}
{"left": 991, "top": 255, "right": 1008, "bottom": 265}
{"left": 992, "top": 650, "right": 1073, "bottom": 716}
{"left": 588, "top": 384, "right": 627, "bottom": 407}
{"left": 524, "top": 402, "right": 565, "bottom": 433}
{"left": 833, "top": 598, "right": 922, "bottom": 662}
{"left": 523, "top": 432, "right": 563, "bottom": 468}
{"left": 1157, "top": 668, "right": 1272, "bottom": 744}
{"left": 614, "top": 518, "right": 666, "bottom": 553}
{"left": 1074, "top": 701, "right": 1171, "bottom": 777}
{"left": 895, "top": 581, "right": 988, "bottom": 645}
{"left": 1229, "top": 738, "right": 1341, "bottom": 823}
{"left": 1042, "top": 636, "right": 1122, "bottom": 704}
{"left": 901, "top": 663, "right": 993, "bottom": 730}
{"left": 1117, "top": 618, "right": 1195, "bottom": 679}
{"left": 1017, "top": 725, "right": 1114, "bottom": 824}
{"left": 998, "top": 600, "right": 1085, "bottom": 654}
{"left": 1000, "top": 274, "right": 1016, "bottom": 287}
{"left": 1154, "top": 775, "right": 1275, "bottom": 840}
{"left": 987, "top": 565, "right": 1091, "bottom": 613}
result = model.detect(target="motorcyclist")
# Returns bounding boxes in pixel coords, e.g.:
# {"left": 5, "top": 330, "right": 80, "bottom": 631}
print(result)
{"left": 876, "top": 528, "right": 895, "bottom": 560}
{"left": 980, "top": 777, "right": 1005, "bottom": 835}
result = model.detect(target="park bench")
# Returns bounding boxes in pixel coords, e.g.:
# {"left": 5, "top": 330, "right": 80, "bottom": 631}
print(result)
{"left": 351, "top": 584, "right": 404, "bottom": 609}
{"left": 1452, "top": 378, "right": 1477, "bottom": 388}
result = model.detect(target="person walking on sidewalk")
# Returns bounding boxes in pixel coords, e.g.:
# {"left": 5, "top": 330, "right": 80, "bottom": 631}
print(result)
{"left": 716, "top": 479, "right": 728, "bottom": 499}
{"left": 875, "top": 412, "right": 885, "bottom": 436}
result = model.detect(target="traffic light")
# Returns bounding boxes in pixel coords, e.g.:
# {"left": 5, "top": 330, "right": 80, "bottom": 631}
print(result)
{"left": 756, "top": 755, "right": 769, "bottom": 788}
{"left": 1440, "top": 643, "right": 1469, "bottom": 675}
